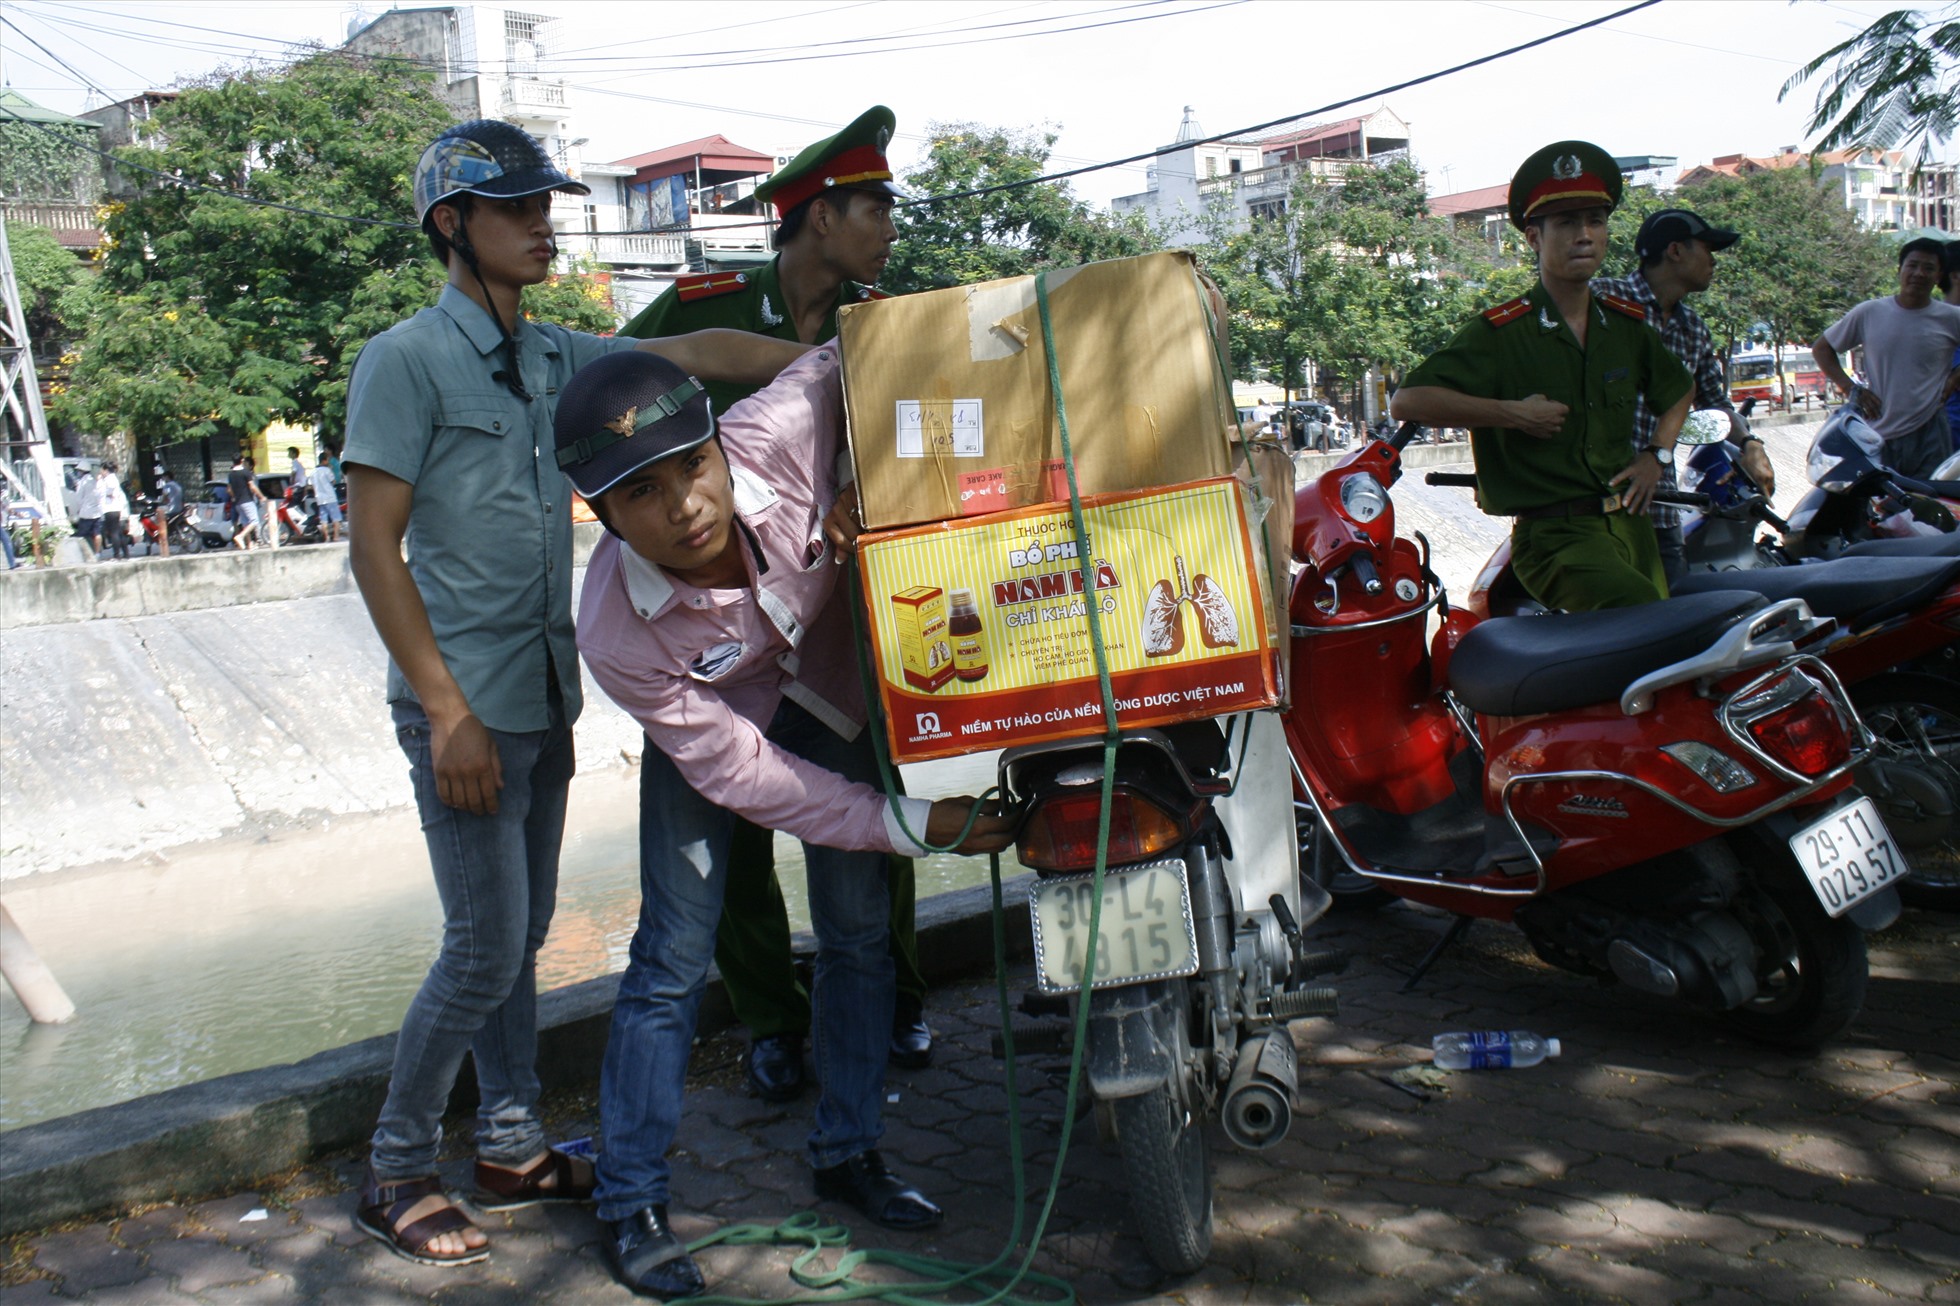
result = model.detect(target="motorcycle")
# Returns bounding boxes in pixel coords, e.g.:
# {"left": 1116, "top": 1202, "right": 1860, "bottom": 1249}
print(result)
{"left": 1781, "top": 406, "right": 1958, "bottom": 558}
{"left": 1453, "top": 414, "right": 1960, "bottom": 912}
{"left": 271, "top": 483, "right": 324, "bottom": 546}
{"left": 1288, "top": 422, "right": 1901, "bottom": 1049}
{"left": 998, "top": 707, "right": 1337, "bottom": 1272}
{"left": 135, "top": 495, "right": 205, "bottom": 556}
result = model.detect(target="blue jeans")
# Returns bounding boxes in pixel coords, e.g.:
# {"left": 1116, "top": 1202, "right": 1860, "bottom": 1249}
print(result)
{"left": 369, "top": 699, "right": 575, "bottom": 1179}
{"left": 595, "top": 699, "right": 894, "bottom": 1221}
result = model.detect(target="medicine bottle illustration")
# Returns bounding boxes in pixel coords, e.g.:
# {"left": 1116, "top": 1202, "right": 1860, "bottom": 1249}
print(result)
{"left": 948, "top": 588, "right": 990, "bottom": 682}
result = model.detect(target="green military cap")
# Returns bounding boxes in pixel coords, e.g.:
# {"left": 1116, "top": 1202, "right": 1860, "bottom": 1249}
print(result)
{"left": 754, "top": 105, "right": 905, "bottom": 218}
{"left": 1508, "top": 140, "right": 1622, "bottom": 229}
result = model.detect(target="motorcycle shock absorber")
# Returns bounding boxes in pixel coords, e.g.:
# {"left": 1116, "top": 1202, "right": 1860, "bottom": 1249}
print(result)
{"left": 1184, "top": 833, "right": 1240, "bottom": 1072}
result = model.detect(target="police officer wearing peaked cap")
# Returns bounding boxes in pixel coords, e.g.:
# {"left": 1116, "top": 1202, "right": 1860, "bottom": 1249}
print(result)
{"left": 617, "top": 106, "right": 931, "bottom": 1105}
{"left": 1392, "top": 140, "right": 1695, "bottom": 611}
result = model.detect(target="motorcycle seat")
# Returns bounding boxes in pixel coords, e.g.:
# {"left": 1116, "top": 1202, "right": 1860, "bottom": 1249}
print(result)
{"left": 1672, "top": 556, "right": 1960, "bottom": 630}
{"left": 1448, "top": 590, "right": 1766, "bottom": 716}
{"left": 1838, "top": 532, "right": 1960, "bottom": 560}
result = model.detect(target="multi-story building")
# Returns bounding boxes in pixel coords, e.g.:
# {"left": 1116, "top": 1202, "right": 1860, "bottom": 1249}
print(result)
{"left": 1111, "top": 105, "right": 1414, "bottom": 242}
{"left": 1676, "top": 146, "right": 1957, "bottom": 233}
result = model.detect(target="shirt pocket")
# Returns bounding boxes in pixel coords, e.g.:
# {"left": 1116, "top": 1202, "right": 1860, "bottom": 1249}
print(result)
{"left": 1599, "top": 365, "right": 1636, "bottom": 415}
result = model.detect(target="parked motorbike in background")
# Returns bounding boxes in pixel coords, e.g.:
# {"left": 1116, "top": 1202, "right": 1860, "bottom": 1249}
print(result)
{"left": 1781, "top": 407, "right": 1958, "bottom": 558}
{"left": 134, "top": 495, "right": 205, "bottom": 555}
{"left": 999, "top": 709, "right": 1338, "bottom": 1273}
{"left": 1288, "top": 422, "right": 1900, "bottom": 1050}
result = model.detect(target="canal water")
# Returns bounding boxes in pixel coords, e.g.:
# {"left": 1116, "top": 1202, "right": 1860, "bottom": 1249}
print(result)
{"left": 0, "top": 753, "right": 1001, "bottom": 1130}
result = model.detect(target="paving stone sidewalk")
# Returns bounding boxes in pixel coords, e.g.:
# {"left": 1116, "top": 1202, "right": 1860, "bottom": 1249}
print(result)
{"left": 3, "top": 900, "right": 1954, "bottom": 1304}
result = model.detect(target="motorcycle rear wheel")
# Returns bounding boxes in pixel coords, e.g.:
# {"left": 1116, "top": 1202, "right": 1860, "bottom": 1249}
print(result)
{"left": 1112, "top": 1080, "right": 1213, "bottom": 1275}
{"left": 1720, "top": 874, "right": 1868, "bottom": 1050}
{"left": 1852, "top": 675, "right": 1960, "bottom": 912}
{"left": 168, "top": 525, "right": 203, "bottom": 554}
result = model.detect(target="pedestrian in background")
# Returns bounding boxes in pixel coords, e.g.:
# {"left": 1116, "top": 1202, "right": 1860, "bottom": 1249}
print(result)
{"left": 309, "top": 456, "right": 343, "bottom": 543}
{"left": 227, "top": 454, "right": 263, "bottom": 549}
{"left": 97, "top": 463, "right": 131, "bottom": 561}
{"left": 1813, "top": 237, "right": 1960, "bottom": 479}
{"left": 74, "top": 462, "right": 103, "bottom": 558}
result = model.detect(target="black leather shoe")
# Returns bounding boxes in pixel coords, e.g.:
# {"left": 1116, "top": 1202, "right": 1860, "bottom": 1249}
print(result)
{"left": 813, "top": 1149, "right": 944, "bottom": 1231}
{"left": 607, "top": 1206, "right": 705, "bottom": 1300}
{"left": 889, "top": 1006, "right": 933, "bottom": 1070}
{"left": 746, "top": 1034, "right": 806, "bottom": 1103}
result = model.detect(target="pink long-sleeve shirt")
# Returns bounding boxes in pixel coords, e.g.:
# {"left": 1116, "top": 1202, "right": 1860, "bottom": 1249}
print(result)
{"left": 575, "top": 346, "right": 931, "bottom": 855}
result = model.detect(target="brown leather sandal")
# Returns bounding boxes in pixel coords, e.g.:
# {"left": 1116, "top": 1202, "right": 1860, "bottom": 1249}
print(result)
{"left": 472, "top": 1146, "right": 598, "bottom": 1212}
{"left": 355, "top": 1170, "right": 488, "bottom": 1267}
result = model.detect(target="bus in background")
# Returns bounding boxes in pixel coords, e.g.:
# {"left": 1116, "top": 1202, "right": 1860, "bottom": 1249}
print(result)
{"left": 1729, "top": 351, "right": 1782, "bottom": 411}
{"left": 1779, "top": 346, "right": 1827, "bottom": 403}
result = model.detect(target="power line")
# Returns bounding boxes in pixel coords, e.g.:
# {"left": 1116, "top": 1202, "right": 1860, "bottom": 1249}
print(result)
{"left": 0, "top": 0, "right": 1666, "bottom": 240}
{"left": 11, "top": 0, "right": 1228, "bottom": 81}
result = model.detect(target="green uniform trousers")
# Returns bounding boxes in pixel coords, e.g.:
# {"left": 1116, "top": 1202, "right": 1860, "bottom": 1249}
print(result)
{"left": 716, "top": 818, "right": 927, "bottom": 1038}
{"left": 1511, "top": 513, "right": 1668, "bottom": 613}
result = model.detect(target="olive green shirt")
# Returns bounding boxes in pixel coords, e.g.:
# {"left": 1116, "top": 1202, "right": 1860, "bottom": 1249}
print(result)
{"left": 1403, "top": 284, "right": 1693, "bottom": 516}
{"left": 619, "top": 256, "right": 877, "bottom": 415}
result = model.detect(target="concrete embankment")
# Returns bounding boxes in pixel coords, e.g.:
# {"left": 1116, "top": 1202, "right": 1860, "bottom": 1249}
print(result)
{"left": 0, "top": 527, "right": 643, "bottom": 880}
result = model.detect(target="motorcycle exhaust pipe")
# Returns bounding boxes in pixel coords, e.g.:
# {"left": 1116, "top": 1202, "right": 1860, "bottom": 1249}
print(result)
{"left": 1220, "top": 1030, "right": 1298, "bottom": 1150}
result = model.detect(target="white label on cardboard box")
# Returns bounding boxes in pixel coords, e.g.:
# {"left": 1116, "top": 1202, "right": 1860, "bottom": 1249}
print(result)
{"left": 896, "top": 398, "right": 984, "bottom": 459}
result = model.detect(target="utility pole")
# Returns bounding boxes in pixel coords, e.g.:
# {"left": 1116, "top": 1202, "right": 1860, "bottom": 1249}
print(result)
{"left": 0, "top": 216, "right": 65, "bottom": 518}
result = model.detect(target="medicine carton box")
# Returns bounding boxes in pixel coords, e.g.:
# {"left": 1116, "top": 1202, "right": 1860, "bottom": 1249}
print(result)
{"left": 837, "top": 250, "right": 1238, "bottom": 530}
{"left": 856, "top": 478, "right": 1280, "bottom": 764}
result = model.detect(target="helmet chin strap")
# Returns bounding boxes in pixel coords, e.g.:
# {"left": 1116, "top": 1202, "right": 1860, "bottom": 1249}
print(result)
{"left": 453, "top": 206, "right": 533, "bottom": 403}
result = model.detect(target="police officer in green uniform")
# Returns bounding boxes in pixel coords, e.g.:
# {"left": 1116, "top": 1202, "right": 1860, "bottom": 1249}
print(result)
{"left": 1392, "top": 140, "right": 1693, "bottom": 611}
{"left": 619, "top": 107, "right": 932, "bottom": 1102}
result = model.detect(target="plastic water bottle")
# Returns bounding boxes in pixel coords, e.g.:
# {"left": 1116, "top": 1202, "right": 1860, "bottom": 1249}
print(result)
{"left": 1431, "top": 1030, "right": 1560, "bottom": 1070}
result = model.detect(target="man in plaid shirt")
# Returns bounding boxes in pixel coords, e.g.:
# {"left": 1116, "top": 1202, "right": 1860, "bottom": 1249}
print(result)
{"left": 1591, "top": 208, "right": 1777, "bottom": 582}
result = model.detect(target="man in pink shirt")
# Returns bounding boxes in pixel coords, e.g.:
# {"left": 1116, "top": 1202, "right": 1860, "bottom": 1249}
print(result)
{"left": 562, "top": 346, "right": 1011, "bottom": 1298}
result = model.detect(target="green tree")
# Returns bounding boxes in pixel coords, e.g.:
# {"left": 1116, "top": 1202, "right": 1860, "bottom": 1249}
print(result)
{"left": 0, "top": 118, "right": 97, "bottom": 202}
{"left": 1194, "top": 158, "right": 1474, "bottom": 412}
{"left": 5, "top": 220, "right": 87, "bottom": 343}
{"left": 882, "top": 123, "right": 1158, "bottom": 293}
{"left": 51, "top": 53, "right": 616, "bottom": 459}
{"left": 1781, "top": 6, "right": 1960, "bottom": 169}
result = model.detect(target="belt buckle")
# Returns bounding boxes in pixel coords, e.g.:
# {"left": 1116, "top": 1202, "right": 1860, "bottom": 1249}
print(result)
{"left": 1602, "top": 492, "right": 1627, "bottom": 515}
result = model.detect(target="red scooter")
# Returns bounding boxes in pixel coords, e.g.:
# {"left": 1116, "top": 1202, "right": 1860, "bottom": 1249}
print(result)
{"left": 1445, "top": 430, "right": 1960, "bottom": 913}
{"left": 1285, "top": 424, "right": 1901, "bottom": 1048}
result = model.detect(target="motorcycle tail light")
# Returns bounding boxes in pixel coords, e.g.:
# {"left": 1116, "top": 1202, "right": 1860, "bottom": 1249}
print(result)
{"left": 1740, "top": 678, "right": 1851, "bottom": 778}
{"left": 1660, "top": 742, "right": 1757, "bottom": 793}
{"left": 1018, "top": 789, "right": 1184, "bottom": 872}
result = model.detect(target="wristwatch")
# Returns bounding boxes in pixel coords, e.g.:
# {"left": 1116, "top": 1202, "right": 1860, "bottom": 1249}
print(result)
{"left": 1647, "top": 446, "right": 1674, "bottom": 468}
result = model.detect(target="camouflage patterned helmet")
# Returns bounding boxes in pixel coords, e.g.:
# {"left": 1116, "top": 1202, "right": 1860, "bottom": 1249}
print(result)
{"left": 413, "top": 119, "right": 588, "bottom": 231}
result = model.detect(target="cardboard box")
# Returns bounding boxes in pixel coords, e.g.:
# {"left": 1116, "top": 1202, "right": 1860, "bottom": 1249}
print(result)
{"left": 857, "top": 478, "right": 1281, "bottom": 764}
{"left": 838, "top": 251, "right": 1238, "bottom": 530}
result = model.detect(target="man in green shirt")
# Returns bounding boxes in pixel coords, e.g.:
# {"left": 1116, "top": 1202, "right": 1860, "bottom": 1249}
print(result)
{"left": 1392, "top": 140, "right": 1693, "bottom": 610}
{"left": 619, "top": 107, "right": 932, "bottom": 1100}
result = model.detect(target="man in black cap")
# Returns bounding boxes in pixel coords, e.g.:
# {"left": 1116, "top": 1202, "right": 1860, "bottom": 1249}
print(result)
{"left": 1591, "top": 208, "right": 1777, "bottom": 583}
{"left": 565, "top": 345, "right": 1012, "bottom": 1298}
{"left": 619, "top": 107, "right": 930, "bottom": 1104}
{"left": 1392, "top": 140, "right": 1693, "bottom": 610}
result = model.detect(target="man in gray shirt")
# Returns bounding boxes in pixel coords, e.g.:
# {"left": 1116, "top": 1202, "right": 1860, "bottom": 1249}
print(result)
{"left": 1814, "top": 237, "right": 1960, "bottom": 478}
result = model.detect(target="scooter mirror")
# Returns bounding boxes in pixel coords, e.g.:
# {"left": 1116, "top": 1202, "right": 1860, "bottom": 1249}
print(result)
{"left": 1677, "top": 409, "right": 1730, "bottom": 446}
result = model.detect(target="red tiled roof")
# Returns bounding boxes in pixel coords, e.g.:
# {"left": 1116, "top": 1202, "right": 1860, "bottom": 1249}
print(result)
{"left": 1429, "top": 182, "right": 1509, "bottom": 216}
{"left": 610, "top": 135, "right": 774, "bottom": 178}
{"left": 1258, "top": 116, "right": 1365, "bottom": 153}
